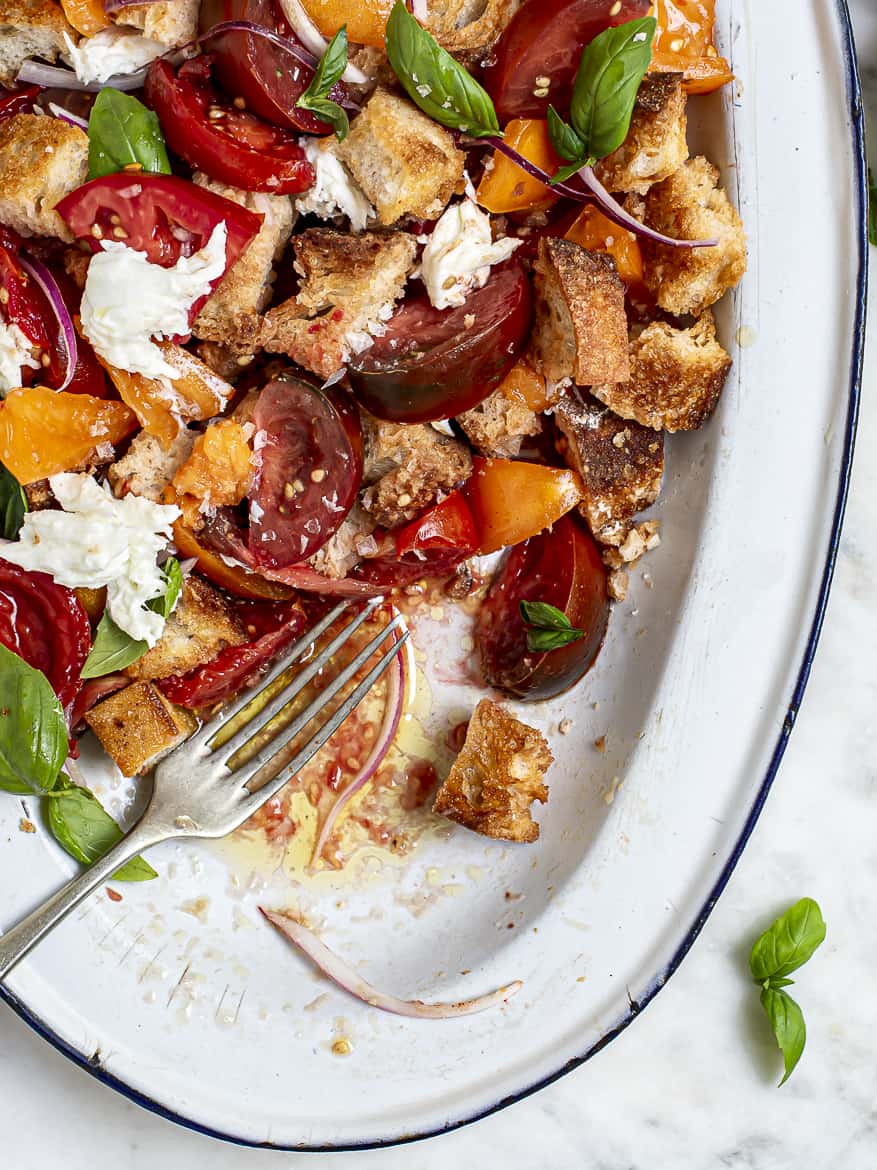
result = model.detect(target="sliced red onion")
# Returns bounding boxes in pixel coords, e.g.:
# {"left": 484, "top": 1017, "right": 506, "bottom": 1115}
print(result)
{"left": 104, "top": 0, "right": 162, "bottom": 11}
{"left": 17, "top": 59, "right": 150, "bottom": 92}
{"left": 17, "top": 255, "right": 78, "bottom": 392}
{"left": 483, "top": 137, "right": 717, "bottom": 250}
{"left": 310, "top": 622, "right": 406, "bottom": 866}
{"left": 260, "top": 909, "right": 523, "bottom": 1018}
{"left": 196, "top": 19, "right": 317, "bottom": 68}
{"left": 277, "top": 0, "right": 371, "bottom": 85}
{"left": 47, "top": 101, "right": 88, "bottom": 130}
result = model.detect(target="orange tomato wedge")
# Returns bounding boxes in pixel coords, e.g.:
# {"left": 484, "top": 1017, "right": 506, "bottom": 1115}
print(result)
{"left": 301, "top": 0, "right": 393, "bottom": 47}
{"left": 476, "top": 119, "right": 561, "bottom": 215}
{"left": 0, "top": 387, "right": 137, "bottom": 484}
{"left": 463, "top": 457, "right": 584, "bottom": 555}
{"left": 649, "top": 0, "right": 734, "bottom": 94}
{"left": 564, "top": 205, "right": 644, "bottom": 288}
{"left": 60, "top": 0, "right": 109, "bottom": 36}
{"left": 173, "top": 419, "right": 255, "bottom": 508}
{"left": 171, "top": 520, "right": 296, "bottom": 602}
{"left": 99, "top": 343, "right": 233, "bottom": 449}
{"left": 494, "top": 359, "right": 552, "bottom": 413}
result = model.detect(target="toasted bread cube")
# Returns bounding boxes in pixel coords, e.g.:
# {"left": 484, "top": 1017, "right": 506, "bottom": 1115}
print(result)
{"left": 595, "top": 73, "right": 688, "bottom": 196}
{"left": 632, "top": 156, "right": 747, "bottom": 316}
{"left": 114, "top": 0, "right": 198, "bottom": 45}
{"left": 309, "top": 503, "right": 377, "bottom": 579}
{"left": 531, "top": 238, "right": 630, "bottom": 387}
{"left": 592, "top": 311, "right": 732, "bottom": 432}
{"left": 360, "top": 413, "right": 472, "bottom": 528}
{"left": 426, "top": 0, "right": 521, "bottom": 53}
{"left": 0, "top": 0, "right": 72, "bottom": 84}
{"left": 109, "top": 427, "right": 196, "bottom": 503}
{"left": 260, "top": 228, "right": 416, "bottom": 380}
{"left": 0, "top": 114, "right": 87, "bottom": 240}
{"left": 336, "top": 88, "right": 465, "bottom": 225}
{"left": 457, "top": 387, "right": 540, "bottom": 459}
{"left": 123, "top": 577, "right": 245, "bottom": 683}
{"left": 86, "top": 682, "right": 196, "bottom": 776}
{"left": 433, "top": 699, "right": 552, "bottom": 843}
{"left": 192, "top": 174, "right": 294, "bottom": 353}
{"left": 555, "top": 392, "right": 664, "bottom": 547}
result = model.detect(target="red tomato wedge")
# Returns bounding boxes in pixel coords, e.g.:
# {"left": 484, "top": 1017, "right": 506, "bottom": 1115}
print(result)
{"left": 199, "top": 0, "right": 347, "bottom": 133}
{"left": 483, "top": 0, "right": 652, "bottom": 123}
{"left": 355, "top": 491, "right": 478, "bottom": 588}
{"left": 249, "top": 378, "right": 363, "bottom": 569}
{"left": 0, "top": 559, "right": 91, "bottom": 709}
{"left": 0, "top": 84, "right": 39, "bottom": 123}
{"left": 476, "top": 515, "right": 609, "bottom": 700}
{"left": 347, "top": 263, "right": 532, "bottom": 423}
{"left": 145, "top": 57, "right": 316, "bottom": 195}
{"left": 463, "top": 457, "right": 584, "bottom": 555}
{"left": 0, "top": 226, "right": 66, "bottom": 390}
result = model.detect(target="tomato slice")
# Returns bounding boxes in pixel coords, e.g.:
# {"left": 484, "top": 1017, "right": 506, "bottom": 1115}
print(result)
{"left": 476, "top": 515, "right": 609, "bottom": 700}
{"left": 650, "top": 0, "right": 733, "bottom": 94}
{"left": 172, "top": 519, "right": 296, "bottom": 600}
{"left": 157, "top": 597, "right": 307, "bottom": 709}
{"left": 354, "top": 491, "right": 478, "bottom": 588}
{"left": 199, "top": 0, "right": 346, "bottom": 132}
{"left": 0, "top": 559, "right": 91, "bottom": 709}
{"left": 463, "top": 457, "right": 584, "bottom": 555}
{"left": 348, "top": 263, "right": 532, "bottom": 424}
{"left": 476, "top": 120, "right": 561, "bottom": 215}
{"left": 0, "top": 84, "right": 39, "bottom": 124}
{"left": 249, "top": 378, "right": 363, "bottom": 568}
{"left": 0, "top": 227, "right": 63, "bottom": 389}
{"left": 483, "top": 0, "right": 652, "bottom": 123}
{"left": 145, "top": 57, "right": 316, "bottom": 195}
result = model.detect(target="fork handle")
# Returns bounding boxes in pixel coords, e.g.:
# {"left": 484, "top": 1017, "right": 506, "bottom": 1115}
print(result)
{"left": 0, "top": 818, "right": 168, "bottom": 981}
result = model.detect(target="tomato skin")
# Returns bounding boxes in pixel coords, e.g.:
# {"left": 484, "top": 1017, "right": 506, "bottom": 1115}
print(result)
{"left": 483, "top": 0, "right": 652, "bottom": 123}
{"left": 348, "top": 263, "right": 532, "bottom": 424}
{"left": 0, "top": 227, "right": 62, "bottom": 388}
{"left": 157, "top": 598, "right": 306, "bottom": 709}
{"left": 355, "top": 491, "right": 478, "bottom": 588}
{"left": 172, "top": 519, "right": 296, "bottom": 600}
{"left": 475, "top": 120, "right": 561, "bottom": 215}
{"left": 145, "top": 57, "right": 316, "bottom": 195}
{"left": 0, "top": 559, "right": 91, "bottom": 709}
{"left": 476, "top": 515, "right": 609, "bottom": 700}
{"left": 199, "top": 0, "right": 345, "bottom": 133}
{"left": 0, "top": 84, "right": 39, "bottom": 123}
{"left": 650, "top": 0, "right": 733, "bottom": 93}
{"left": 463, "top": 457, "right": 584, "bottom": 555}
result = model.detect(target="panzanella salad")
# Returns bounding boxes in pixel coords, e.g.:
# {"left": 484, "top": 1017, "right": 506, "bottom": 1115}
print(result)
{"left": 0, "top": 1, "right": 744, "bottom": 880}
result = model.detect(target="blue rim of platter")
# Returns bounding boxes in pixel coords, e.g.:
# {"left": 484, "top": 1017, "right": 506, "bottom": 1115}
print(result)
{"left": 0, "top": 0, "right": 868, "bottom": 1151}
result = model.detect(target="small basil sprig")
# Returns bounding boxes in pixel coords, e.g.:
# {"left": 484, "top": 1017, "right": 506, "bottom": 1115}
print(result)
{"left": 749, "top": 898, "right": 826, "bottom": 1084}
{"left": 520, "top": 600, "right": 584, "bottom": 653}
{"left": 0, "top": 463, "right": 26, "bottom": 541}
{"left": 386, "top": 0, "right": 500, "bottom": 138}
{"left": 548, "top": 17, "right": 657, "bottom": 183}
{"left": 46, "top": 776, "right": 156, "bottom": 882}
{"left": 0, "top": 644, "right": 67, "bottom": 795}
{"left": 80, "top": 558, "right": 182, "bottom": 680}
{"left": 87, "top": 88, "right": 171, "bottom": 181}
{"left": 296, "top": 27, "right": 350, "bottom": 141}
{"left": 869, "top": 167, "right": 876, "bottom": 247}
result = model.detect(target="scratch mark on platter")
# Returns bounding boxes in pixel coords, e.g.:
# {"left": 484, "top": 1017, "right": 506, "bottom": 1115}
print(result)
{"left": 232, "top": 988, "right": 246, "bottom": 1026}
{"left": 215, "top": 983, "right": 229, "bottom": 1022}
{"left": 98, "top": 911, "right": 130, "bottom": 946}
{"left": 139, "top": 944, "right": 166, "bottom": 984}
{"left": 118, "top": 931, "right": 144, "bottom": 967}
{"left": 166, "top": 962, "right": 191, "bottom": 1008}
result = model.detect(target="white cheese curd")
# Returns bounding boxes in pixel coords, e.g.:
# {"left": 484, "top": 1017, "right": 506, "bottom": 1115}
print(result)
{"left": 295, "top": 138, "right": 374, "bottom": 233}
{"left": 419, "top": 199, "right": 522, "bottom": 311}
{"left": 0, "top": 473, "right": 181, "bottom": 646}
{"left": 62, "top": 28, "right": 167, "bottom": 85}
{"left": 0, "top": 320, "right": 39, "bottom": 394}
{"left": 81, "top": 221, "right": 228, "bottom": 382}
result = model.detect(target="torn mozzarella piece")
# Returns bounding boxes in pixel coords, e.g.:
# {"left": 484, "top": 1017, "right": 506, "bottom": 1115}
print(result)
{"left": 0, "top": 320, "right": 39, "bottom": 394}
{"left": 295, "top": 139, "right": 374, "bottom": 233}
{"left": 419, "top": 199, "right": 522, "bottom": 311}
{"left": 62, "top": 28, "right": 166, "bottom": 85}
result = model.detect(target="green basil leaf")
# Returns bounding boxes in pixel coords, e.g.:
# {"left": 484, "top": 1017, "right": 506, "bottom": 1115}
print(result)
{"left": 296, "top": 27, "right": 351, "bottom": 141}
{"left": 525, "top": 627, "right": 585, "bottom": 653}
{"left": 87, "top": 88, "right": 171, "bottom": 181}
{"left": 569, "top": 16, "right": 657, "bottom": 162}
{"left": 0, "top": 644, "right": 66, "bottom": 795}
{"left": 151, "top": 557, "right": 182, "bottom": 620}
{"left": 519, "top": 600, "right": 575, "bottom": 631}
{"left": 386, "top": 0, "right": 500, "bottom": 138}
{"left": 759, "top": 987, "right": 806, "bottom": 1085}
{"left": 869, "top": 167, "right": 877, "bottom": 247}
{"left": 80, "top": 613, "right": 147, "bottom": 679}
{"left": 767, "top": 976, "right": 796, "bottom": 990}
{"left": 547, "top": 105, "right": 587, "bottom": 164}
{"left": 749, "top": 898, "right": 827, "bottom": 983}
{"left": 298, "top": 96, "right": 350, "bottom": 142}
{"left": 0, "top": 463, "right": 27, "bottom": 540}
{"left": 47, "top": 778, "right": 156, "bottom": 882}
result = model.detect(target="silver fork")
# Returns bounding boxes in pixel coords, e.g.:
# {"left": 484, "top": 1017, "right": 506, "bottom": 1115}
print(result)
{"left": 0, "top": 597, "right": 407, "bottom": 980}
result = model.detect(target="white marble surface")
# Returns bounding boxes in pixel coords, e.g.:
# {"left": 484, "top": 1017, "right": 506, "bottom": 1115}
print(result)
{"left": 2, "top": 6, "right": 876, "bottom": 1168}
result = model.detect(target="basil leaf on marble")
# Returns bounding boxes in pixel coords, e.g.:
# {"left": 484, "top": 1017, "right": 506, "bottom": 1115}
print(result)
{"left": 749, "top": 898, "right": 827, "bottom": 983}
{"left": 759, "top": 987, "right": 807, "bottom": 1086}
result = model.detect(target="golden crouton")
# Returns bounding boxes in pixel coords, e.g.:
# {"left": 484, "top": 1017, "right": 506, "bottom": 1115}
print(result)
{"left": 309, "top": 504, "right": 377, "bottom": 579}
{"left": 360, "top": 412, "right": 472, "bottom": 528}
{"left": 426, "top": 0, "right": 522, "bottom": 54}
{"left": 457, "top": 386, "right": 541, "bottom": 459}
{"left": 531, "top": 238, "right": 630, "bottom": 387}
{"left": 0, "top": 114, "right": 87, "bottom": 240}
{"left": 113, "top": 0, "right": 198, "bottom": 45}
{"left": 123, "top": 576, "right": 245, "bottom": 683}
{"left": 192, "top": 174, "right": 294, "bottom": 353}
{"left": 595, "top": 73, "right": 688, "bottom": 196}
{"left": 336, "top": 88, "right": 465, "bottom": 225}
{"left": 85, "top": 682, "right": 196, "bottom": 777}
{"left": 108, "top": 428, "right": 196, "bottom": 503}
{"left": 592, "top": 311, "right": 732, "bottom": 432}
{"left": 260, "top": 228, "right": 416, "bottom": 380}
{"left": 555, "top": 392, "right": 664, "bottom": 547}
{"left": 631, "top": 156, "right": 747, "bottom": 316}
{"left": 433, "top": 699, "right": 552, "bottom": 843}
{"left": 0, "top": 0, "right": 72, "bottom": 84}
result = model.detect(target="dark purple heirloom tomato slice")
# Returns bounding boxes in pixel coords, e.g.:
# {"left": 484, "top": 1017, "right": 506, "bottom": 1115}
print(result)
{"left": 347, "top": 262, "right": 532, "bottom": 424}
{"left": 483, "top": 0, "right": 652, "bottom": 123}
{"left": 248, "top": 377, "right": 363, "bottom": 568}
{"left": 476, "top": 514, "right": 609, "bottom": 700}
